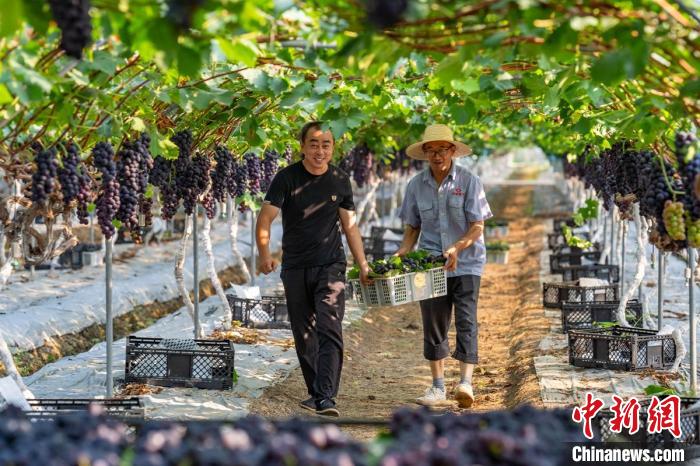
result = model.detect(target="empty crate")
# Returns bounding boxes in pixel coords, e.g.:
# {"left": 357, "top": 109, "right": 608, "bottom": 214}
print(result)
{"left": 543, "top": 282, "right": 619, "bottom": 309}
{"left": 568, "top": 326, "right": 676, "bottom": 371}
{"left": 226, "top": 295, "right": 290, "bottom": 329}
{"left": 549, "top": 250, "right": 602, "bottom": 274}
{"left": 560, "top": 300, "right": 643, "bottom": 333}
{"left": 125, "top": 337, "right": 235, "bottom": 390}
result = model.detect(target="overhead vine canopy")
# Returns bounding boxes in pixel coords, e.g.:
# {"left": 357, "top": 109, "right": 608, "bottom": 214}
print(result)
{"left": 0, "top": 0, "right": 698, "bottom": 163}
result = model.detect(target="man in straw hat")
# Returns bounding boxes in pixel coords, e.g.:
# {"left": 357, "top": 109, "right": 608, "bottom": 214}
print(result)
{"left": 395, "top": 124, "right": 492, "bottom": 408}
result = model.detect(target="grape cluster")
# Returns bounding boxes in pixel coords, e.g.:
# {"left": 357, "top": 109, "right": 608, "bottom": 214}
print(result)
{"left": 200, "top": 191, "right": 217, "bottom": 219}
{"left": 233, "top": 159, "right": 249, "bottom": 213}
{"left": 365, "top": 0, "right": 410, "bottom": 28}
{"left": 261, "top": 150, "right": 279, "bottom": 192}
{"left": 0, "top": 405, "right": 130, "bottom": 466}
{"left": 245, "top": 152, "right": 263, "bottom": 196}
{"left": 166, "top": 0, "right": 204, "bottom": 30}
{"left": 338, "top": 152, "right": 354, "bottom": 176}
{"left": 283, "top": 145, "right": 293, "bottom": 166}
{"left": 149, "top": 156, "right": 179, "bottom": 220}
{"left": 350, "top": 144, "right": 372, "bottom": 188}
{"left": 116, "top": 141, "right": 142, "bottom": 232}
{"left": 185, "top": 152, "right": 210, "bottom": 215}
{"left": 58, "top": 142, "right": 82, "bottom": 205}
{"left": 93, "top": 142, "right": 120, "bottom": 238}
{"left": 30, "top": 146, "right": 59, "bottom": 206}
{"left": 76, "top": 165, "right": 93, "bottom": 224}
{"left": 149, "top": 157, "right": 173, "bottom": 188}
{"left": 382, "top": 405, "right": 587, "bottom": 466}
{"left": 675, "top": 131, "right": 697, "bottom": 161}
{"left": 47, "top": 0, "right": 93, "bottom": 59}
{"left": 212, "top": 146, "right": 236, "bottom": 203}
{"left": 663, "top": 200, "right": 686, "bottom": 241}
{"left": 173, "top": 130, "right": 194, "bottom": 202}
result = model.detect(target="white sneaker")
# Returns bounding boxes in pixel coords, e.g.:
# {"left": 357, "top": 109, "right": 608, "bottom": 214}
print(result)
{"left": 416, "top": 386, "right": 447, "bottom": 406}
{"left": 454, "top": 383, "right": 474, "bottom": 408}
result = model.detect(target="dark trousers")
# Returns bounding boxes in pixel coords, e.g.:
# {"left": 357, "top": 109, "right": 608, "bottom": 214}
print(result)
{"left": 419, "top": 274, "right": 480, "bottom": 363}
{"left": 280, "top": 261, "right": 346, "bottom": 401}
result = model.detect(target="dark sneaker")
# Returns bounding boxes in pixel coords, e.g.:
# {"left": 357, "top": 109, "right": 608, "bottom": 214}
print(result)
{"left": 299, "top": 397, "right": 316, "bottom": 412}
{"left": 315, "top": 399, "right": 339, "bottom": 417}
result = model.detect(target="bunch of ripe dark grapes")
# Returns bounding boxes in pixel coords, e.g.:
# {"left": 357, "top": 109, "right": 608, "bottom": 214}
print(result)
{"left": 47, "top": 0, "right": 93, "bottom": 59}
{"left": 149, "top": 156, "right": 179, "bottom": 220}
{"left": 365, "top": 0, "right": 410, "bottom": 28}
{"left": 283, "top": 145, "right": 293, "bottom": 166}
{"left": 212, "top": 146, "right": 236, "bottom": 203}
{"left": 57, "top": 142, "right": 92, "bottom": 224}
{"left": 30, "top": 146, "right": 59, "bottom": 206}
{"left": 136, "top": 133, "right": 154, "bottom": 228}
{"left": 338, "top": 150, "right": 355, "bottom": 176}
{"left": 92, "top": 142, "right": 120, "bottom": 238}
{"left": 166, "top": 0, "right": 205, "bottom": 30}
{"left": 185, "top": 152, "right": 211, "bottom": 215}
{"left": 261, "top": 150, "right": 279, "bottom": 193}
{"left": 200, "top": 191, "right": 217, "bottom": 219}
{"left": 382, "top": 405, "right": 587, "bottom": 466}
{"left": 245, "top": 152, "right": 263, "bottom": 196}
{"left": 115, "top": 141, "right": 142, "bottom": 232}
{"left": 351, "top": 144, "right": 372, "bottom": 188}
{"left": 675, "top": 131, "right": 700, "bottom": 246}
{"left": 233, "top": 160, "right": 249, "bottom": 213}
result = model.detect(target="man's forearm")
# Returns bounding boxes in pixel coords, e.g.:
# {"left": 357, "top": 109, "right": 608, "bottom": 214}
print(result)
{"left": 399, "top": 225, "right": 420, "bottom": 252}
{"left": 345, "top": 224, "right": 368, "bottom": 266}
{"left": 255, "top": 218, "right": 272, "bottom": 257}
{"left": 454, "top": 223, "right": 484, "bottom": 251}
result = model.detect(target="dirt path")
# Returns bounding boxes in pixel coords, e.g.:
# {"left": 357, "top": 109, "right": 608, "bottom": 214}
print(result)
{"left": 248, "top": 185, "right": 550, "bottom": 440}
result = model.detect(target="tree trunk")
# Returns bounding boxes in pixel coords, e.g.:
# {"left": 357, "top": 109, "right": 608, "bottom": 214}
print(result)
{"left": 617, "top": 205, "right": 647, "bottom": 326}
{"left": 0, "top": 331, "right": 31, "bottom": 397}
{"left": 174, "top": 215, "right": 195, "bottom": 321}
{"left": 227, "top": 198, "right": 251, "bottom": 283}
{"left": 202, "top": 214, "right": 233, "bottom": 329}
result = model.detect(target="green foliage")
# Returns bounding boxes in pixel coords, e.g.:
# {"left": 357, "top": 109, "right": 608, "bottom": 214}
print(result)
{"left": 562, "top": 226, "right": 593, "bottom": 249}
{"left": 644, "top": 384, "right": 678, "bottom": 396}
{"left": 485, "top": 240, "right": 510, "bottom": 251}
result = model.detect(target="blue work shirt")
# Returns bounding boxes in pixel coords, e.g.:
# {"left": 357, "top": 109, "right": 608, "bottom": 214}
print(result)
{"left": 399, "top": 162, "right": 493, "bottom": 277}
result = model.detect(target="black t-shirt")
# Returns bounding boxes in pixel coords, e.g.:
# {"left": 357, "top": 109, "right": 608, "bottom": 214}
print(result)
{"left": 264, "top": 161, "right": 355, "bottom": 270}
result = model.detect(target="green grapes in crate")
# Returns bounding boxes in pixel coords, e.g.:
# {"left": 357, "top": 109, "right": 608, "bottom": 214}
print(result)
{"left": 347, "top": 249, "right": 446, "bottom": 280}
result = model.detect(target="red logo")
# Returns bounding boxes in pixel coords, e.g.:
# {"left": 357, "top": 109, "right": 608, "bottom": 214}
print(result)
{"left": 648, "top": 395, "right": 681, "bottom": 438}
{"left": 453, "top": 187, "right": 464, "bottom": 196}
{"left": 572, "top": 393, "right": 605, "bottom": 439}
{"left": 609, "top": 395, "right": 641, "bottom": 435}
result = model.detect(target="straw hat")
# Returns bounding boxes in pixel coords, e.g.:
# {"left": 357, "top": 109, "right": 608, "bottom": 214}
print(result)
{"left": 405, "top": 124, "right": 471, "bottom": 160}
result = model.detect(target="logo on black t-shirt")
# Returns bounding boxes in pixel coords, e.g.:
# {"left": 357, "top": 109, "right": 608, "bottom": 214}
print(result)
{"left": 331, "top": 195, "right": 337, "bottom": 201}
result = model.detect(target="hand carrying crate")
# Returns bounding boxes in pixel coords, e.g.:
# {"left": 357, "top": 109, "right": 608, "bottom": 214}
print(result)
{"left": 349, "top": 267, "right": 447, "bottom": 307}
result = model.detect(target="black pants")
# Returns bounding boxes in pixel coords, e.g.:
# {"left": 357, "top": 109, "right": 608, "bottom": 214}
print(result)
{"left": 419, "top": 274, "right": 480, "bottom": 363}
{"left": 280, "top": 261, "right": 346, "bottom": 401}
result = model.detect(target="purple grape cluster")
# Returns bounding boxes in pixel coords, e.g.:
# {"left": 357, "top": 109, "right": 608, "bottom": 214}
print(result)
{"left": 172, "top": 130, "right": 194, "bottom": 203}
{"left": 76, "top": 165, "right": 93, "bottom": 224}
{"left": 338, "top": 151, "right": 354, "bottom": 176}
{"left": 58, "top": 142, "right": 82, "bottom": 205}
{"left": 47, "top": 0, "right": 93, "bottom": 59}
{"left": 261, "top": 150, "right": 279, "bottom": 192}
{"left": 245, "top": 152, "right": 262, "bottom": 196}
{"left": 283, "top": 145, "right": 293, "bottom": 166}
{"left": 184, "top": 152, "right": 210, "bottom": 215}
{"left": 200, "top": 191, "right": 217, "bottom": 219}
{"left": 30, "top": 146, "right": 59, "bottom": 206}
{"left": 0, "top": 405, "right": 130, "bottom": 466}
{"left": 149, "top": 156, "right": 179, "bottom": 220}
{"left": 212, "top": 146, "right": 236, "bottom": 203}
{"left": 382, "top": 405, "right": 588, "bottom": 466}
{"left": 116, "top": 141, "right": 142, "bottom": 232}
{"left": 351, "top": 144, "right": 372, "bottom": 188}
{"left": 93, "top": 142, "right": 120, "bottom": 238}
{"left": 233, "top": 160, "right": 249, "bottom": 213}
{"left": 365, "top": 0, "right": 410, "bottom": 28}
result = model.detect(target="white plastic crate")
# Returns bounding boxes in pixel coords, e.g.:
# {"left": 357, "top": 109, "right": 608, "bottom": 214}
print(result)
{"left": 486, "top": 250, "right": 509, "bottom": 264}
{"left": 350, "top": 267, "right": 447, "bottom": 307}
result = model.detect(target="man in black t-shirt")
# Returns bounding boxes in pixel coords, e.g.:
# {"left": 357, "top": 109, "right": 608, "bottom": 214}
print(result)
{"left": 256, "top": 121, "right": 370, "bottom": 417}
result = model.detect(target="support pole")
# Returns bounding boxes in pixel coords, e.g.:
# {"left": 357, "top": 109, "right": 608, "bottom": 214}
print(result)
{"left": 105, "top": 238, "right": 113, "bottom": 397}
{"left": 250, "top": 210, "right": 256, "bottom": 286}
{"left": 192, "top": 210, "right": 200, "bottom": 339}
{"left": 602, "top": 213, "right": 608, "bottom": 264}
{"left": 620, "top": 221, "right": 626, "bottom": 297}
{"left": 690, "top": 247, "right": 697, "bottom": 395}
{"left": 658, "top": 249, "right": 664, "bottom": 331}
{"left": 381, "top": 181, "right": 386, "bottom": 227}
{"left": 609, "top": 209, "right": 615, "bottom": 265}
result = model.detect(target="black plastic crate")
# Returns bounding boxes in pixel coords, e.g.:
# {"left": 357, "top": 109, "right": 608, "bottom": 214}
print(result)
{"left": 548, "top": 231, "right": 591, "bottom": 249}
{"left": 595, "top": 397, "right": 700, "bottom": 449}
{"left": 560, "top": 264, "right": 619, "bottom": 283}
{"left": 370, "top": 226, "right": 404, "bottom": 238}
{"left": 560, "top": 300, "right": 643, "bottom": 333}
{"left": 24, "top": 397, "right": 144, "bottom": 423}
{"left": 125, "top": 337, "right": 235, "bottom": 390}
{"left": 551, "top": 242, "right": 601, "bottom": 255}
{"left": 543, "top": 282, "right": 619, "bottom": 309}
{"left": 550, "top": 250, "right": 602, "bottom": 274}
{"left": 568, "top": 326, "right": 676, "bottom": 371}
{"left": 226, "top": 295, "right": 290, "bottom": 329}
{"left": 58, "top": 243, "right": 102, "bottom": 269}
